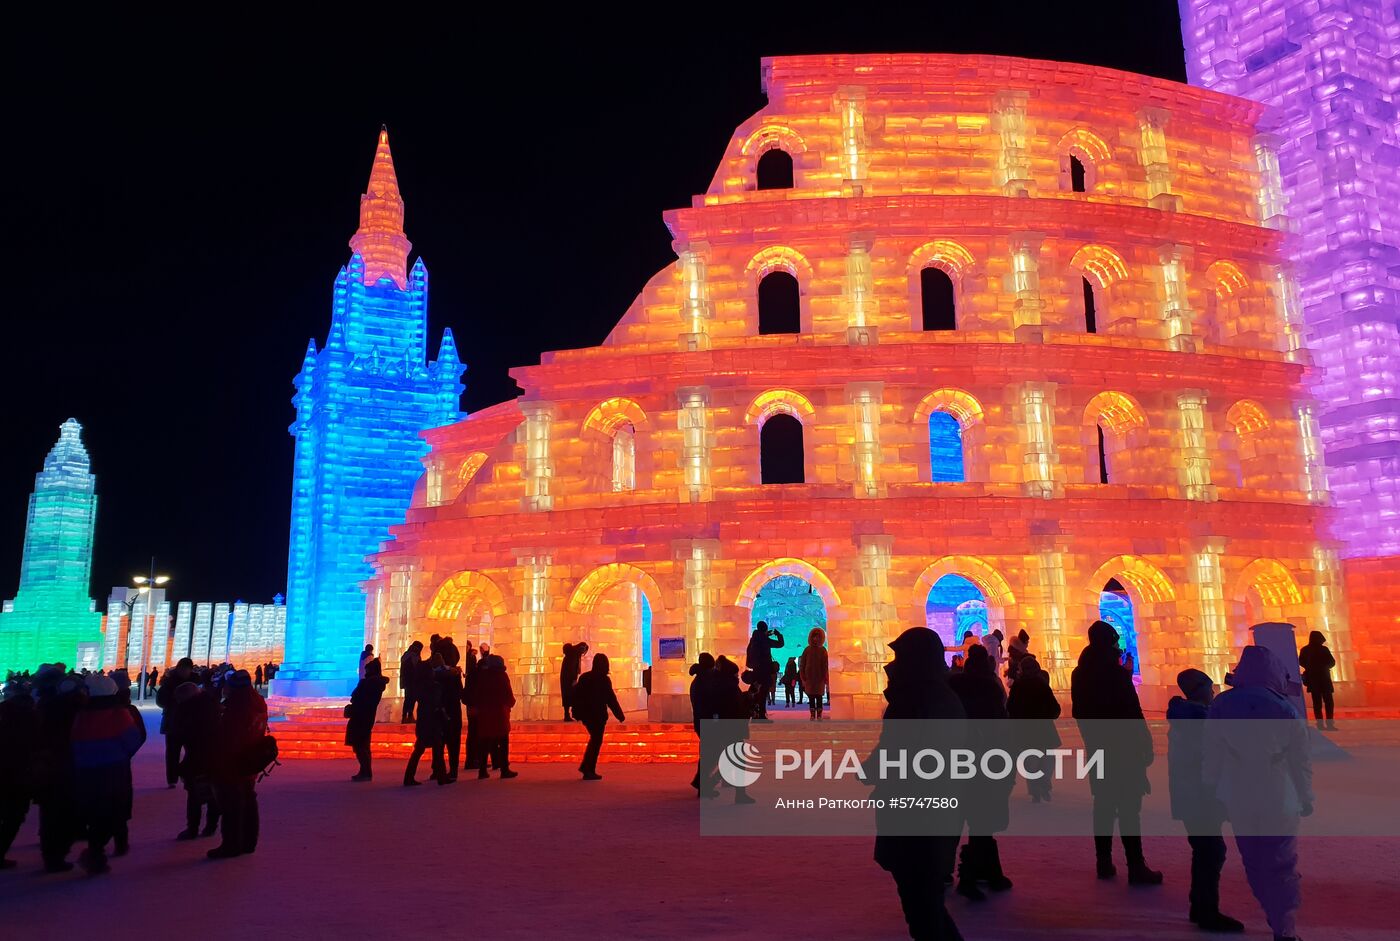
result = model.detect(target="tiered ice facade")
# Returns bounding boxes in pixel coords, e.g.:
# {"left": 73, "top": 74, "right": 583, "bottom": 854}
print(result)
{"left": 366, "top": 54, "right": 1355, "bottom": 719}
{"left": 274, "top": 130, "right": 465, "bottom": 698}
{"left": 0, "top": 419, "right": 102, "bottom": 673}
{"left": 1179, "top": 0, "right": 1400, "bottom": 702}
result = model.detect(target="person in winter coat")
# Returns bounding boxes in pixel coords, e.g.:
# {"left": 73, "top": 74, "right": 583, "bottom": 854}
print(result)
{"left": 399, "top": 641, "right": 425, "bottom": 723}
{"left": 358, "top": 644, "right": 374, "bottom": 679}
{"left": 439, "top": 636, "right": 461, "bottom": 669}
{"left": 437, "top": 661, "right": 465, "bottom": 781}
{"left": 744, "top": 622, "right": 784, "bottom": 721}
{"left": 799, "top": 628, "right": 830, "bottom": 721}
{"left": 689, "top": 653, "right": 717, "bottom": 795}
{"left": 70, "top": 674, "right": 145, "bottom": 874}
{"left": 33, "top": 666, "right": 81, "bottom": 873}
{"left": 173, "top": 683, "right": 221, "bottom": 838}
{"left": 156, "top": 657, "right": 194, "bottom": 788}
{"left": 1297, "top": 631, "right": 1336, "bottom": 730}
{"left": 1006, "top": 629, "right": 1031, "bottom": 683}
{"left": 780, "top": 657, "right": 798, "bottom": 707}
{"left": 1071, "top": 620, "right": 1162, "bottom": 885}
{"left": 346, "top": 659, "right": 389, "bottom": 782}
{"left": 0, "top": 682, "right": 39, "bottom": 868}
{"left": 1167, "top": 668, "right": 1243, "bottom": 933}
{"left": 404, "top": 654, "right": 448, "bottom": 787}
{"left": 947, "top": 643, "right": 1015, "bottom": 901}
{"left": 1205, "top": 645, "right": 1313, "bottom": 941}
{"left": 468, "top": 654, "right": 517, "bottom": 779}
{"left": 981, "top": 629, "right": 1005, "bottom": 672}
{"left": 571, "top": 653, "right": 626, "bottom": 780}
{"left": 1006, "top": 655, "right": 1061, "bottom": 802}
{"left": 560, "top": 642, "right": 589, "bottom": 721}
{"left": 109, "top": 672, "right": 147, "bottom": 857}
{"left": 869, "top": 627, "right": 967, "bottom": 941}
{"left": 208, "top": 671, "right": 268, "bottom": 860}
{"left": 462, "top": 640, "right": 478, "bottom": 675}
{"left": 713, "top": 657, "right": 755, "bottom": 804}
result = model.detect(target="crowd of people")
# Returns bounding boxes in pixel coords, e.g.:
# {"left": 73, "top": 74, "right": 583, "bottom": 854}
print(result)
{"left": 0, "top": 656, "right": 272, "bottom": 874}
{"left": 0, "top": 620, "right": 1340, "bottom": 941}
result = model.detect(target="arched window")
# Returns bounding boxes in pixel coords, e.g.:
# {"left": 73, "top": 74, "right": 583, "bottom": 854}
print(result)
{"left": 756, "top": 149, "right": 794, "bottom": 190}
{"left": 1069, "top": 155, "right": 1087, "bottom": 193}
{"left": 760, "top": 413, "right": 804, "bottom": 484}
{"left": 611, "top": 423, "right": 636, "bottom": 492}
{"left": 1096, "top": 425, "right": 1111, "bottom": 483}
{"left": 921, "top": 267, "right": 956, "bottom": 331}
{"left": 758, "top": 271, "right": 800, "bottom": 335}
{"left": 1082, "top": 276, "right": 1099, "bottom": 334}
{"left": 928, "top": 411, "right": 965, "bottom": 482}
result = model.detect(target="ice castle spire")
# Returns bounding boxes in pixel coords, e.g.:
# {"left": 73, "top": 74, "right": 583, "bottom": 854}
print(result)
{"left": 348, "top": 126, "right": 412, "bottom": 289}
{"left": 0, "top": 418, "right": 103, "bottom": 672}
{"left": 277, "top": 129, "right": 464, "bottom": 698}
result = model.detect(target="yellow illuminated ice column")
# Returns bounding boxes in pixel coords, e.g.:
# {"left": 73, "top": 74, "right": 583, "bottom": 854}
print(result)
{"left": 1311, "top": 546, "right": 1355, "bottom": 682}
{"left": 677, "top": 386, "right": 712, "bottom": 502}
{"left": 1138, "top": 108, "right": 1175, "bottom": 206}
{"left": 852, "top": 535, "right": 895, "bottom": 717}
{"left": 1192, "top": 540, "right": 1232, "bottom": 682}
{"left": 1176, "top": 390, "right": 1216, "bottom": 501}
{"left": 678, "top": 243, "right": 712, "bottom": 350}
{"left": 1272, "top": 269, "right": 1306, "bottom": 360}
{"left": 1252, "top": 135, "right": 1288, "bottom": 230}
{"left": 1158, "top": 245, "right": 1198, "bottom": 351}
{"left": 844, "top": 235, "right": 876, "bottom": 336}
{"left": 1032, "top": 540, "right": 1072, "bottom": 687}
{"left": 837, "top": 86, "right": 867, "bottom": 185}
{"left": 847, "top": 382, "right": 884, "bottom": 498}
{"left": 515, "top": 550, "right": 551, "bottom": 716}
{"left": 674, "top": 539, "right": 719, "bottom": 659}
{"left": 994, "top": 91, "right": 1033, "bottom": 195}
{"left": 1018, "top": 383, "right": 1059, "bottom": 499}
{"left": 1296, "top": 403, "right": 1330, "bottom": 505}
{"left": 520, "top": 401, "right": 554, "bottom": 512}
{"left": 1009, "top": 233, "right": 1044, "bottom": 331}
{"left": 611, "top": 425, "right": 636, "bottom": 492}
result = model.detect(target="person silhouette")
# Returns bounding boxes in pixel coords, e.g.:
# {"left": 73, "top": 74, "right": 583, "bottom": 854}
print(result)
{"left": 869, "top": 628, "right": 966, "bottom": 941}
{"left": 1205, "top": 645, "right": 1313, "bottom": 941}
{"left": 560, "top": 642, "right": 589, "bottom": 722}
{"left": 571, "top": 653, "right": 625, "bottom": 780}
{"left": 1297, "top": 631, "right": 1336, "bottom": 731}
{"left": 948, "top": 643, "right": 1014, "bottom": 900}
{"left": 1071, "top": 620, "right": 1162, "bottom": 885}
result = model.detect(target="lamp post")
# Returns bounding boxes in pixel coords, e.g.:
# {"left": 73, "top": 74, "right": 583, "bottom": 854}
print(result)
{"left": 126, "top": 557, "right": 171, "bottom": 702}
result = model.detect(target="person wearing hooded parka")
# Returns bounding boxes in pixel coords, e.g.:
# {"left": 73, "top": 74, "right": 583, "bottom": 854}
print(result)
{"left": 571, "top": 652, "right": 626, "bottom": 780}
{"left": 1296, "top": 631, "right": 1336, "bottom": 730}
{"left": 798, "top": 628, "right": 830, "bottom": 721}
{"left": 1205, "top": 644, "right": 1313, "bottom": 941}
{"left": 1070, "top": 620, "right": 1162, "bottom": 885}
{"left": 869, "top": 627, "right": 967, "bottom": 941}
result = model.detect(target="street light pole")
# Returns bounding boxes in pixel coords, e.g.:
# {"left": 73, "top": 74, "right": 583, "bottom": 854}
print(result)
{"left": 129, "top": 556, "right": 171, "bottom": 702}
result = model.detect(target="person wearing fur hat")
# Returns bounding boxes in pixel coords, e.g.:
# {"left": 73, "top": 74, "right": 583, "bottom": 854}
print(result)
{"left": 173, "top": 682, "right": 221, "bottom": 838}
{"left": 1071, "top": 620, "right": 1162, "bottom": 885}
{"left": 1205, "top": 645, "right": 1314, "bottom": 941}
{"left": 799, "top": 628, "right": 830, "bottom": 721}
{"left": 70, "top": 674, "right": 145, "bottom": 874}
{"left": 1168, "top": 668, "right": 1243, "bottom": 933}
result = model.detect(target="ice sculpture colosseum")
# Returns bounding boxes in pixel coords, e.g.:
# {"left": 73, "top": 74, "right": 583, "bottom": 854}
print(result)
{"left": 365, "top": 54, "right": 1356, "bottom": 721}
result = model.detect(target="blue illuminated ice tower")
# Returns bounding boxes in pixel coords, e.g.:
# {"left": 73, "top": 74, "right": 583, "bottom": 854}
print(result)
{"left": 0, "top": 419, "right": 102, "bottom": 673}
{"left": 274, "top": 129, "right": 464, "bottom": 698}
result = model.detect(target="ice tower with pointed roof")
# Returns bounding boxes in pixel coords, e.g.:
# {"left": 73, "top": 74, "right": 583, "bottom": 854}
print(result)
{"left": 0, "top": 418, "right": 102, "bottom": 673}
{"left": 276, "top": 129, "right": 464, "bottom": 697}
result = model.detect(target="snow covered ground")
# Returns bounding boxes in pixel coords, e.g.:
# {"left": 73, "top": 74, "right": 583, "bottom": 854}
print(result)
{"left": 0, "top": 721, "right": 1394, "bottom": 940}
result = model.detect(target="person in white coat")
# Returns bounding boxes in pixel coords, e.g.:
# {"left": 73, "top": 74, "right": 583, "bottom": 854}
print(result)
{"left": 1204, "top": 644, "right": 1313, "bottom": 941}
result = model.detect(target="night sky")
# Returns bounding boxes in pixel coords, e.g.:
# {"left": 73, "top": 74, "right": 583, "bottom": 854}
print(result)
{"left": 2, "top": 7, "right": 1187, "bottom": 603}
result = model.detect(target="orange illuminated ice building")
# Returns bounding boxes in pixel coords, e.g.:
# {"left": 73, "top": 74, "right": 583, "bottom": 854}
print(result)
{"left": 364, "top": 54, "right": 1356, "bottom": 720}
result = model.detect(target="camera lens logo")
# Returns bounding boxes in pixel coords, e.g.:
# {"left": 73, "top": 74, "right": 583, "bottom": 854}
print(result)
{"left": 718, "top": 741, "right": 763, "bottom": 788}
